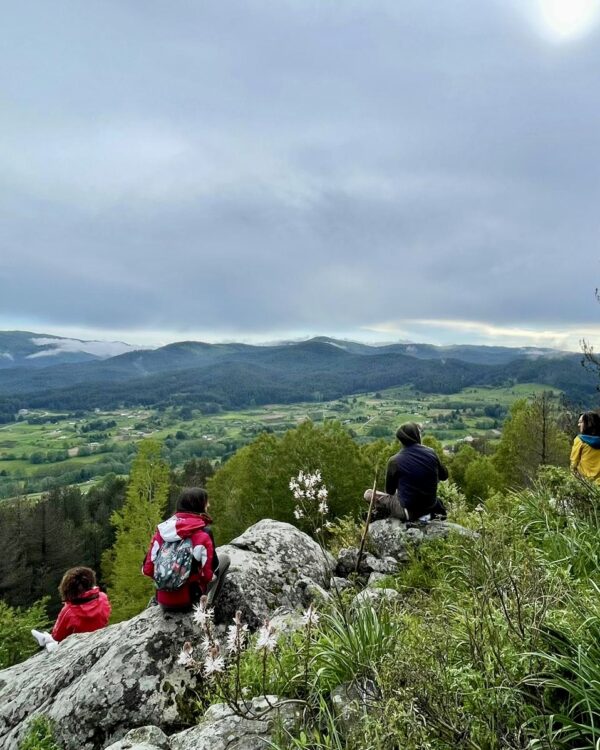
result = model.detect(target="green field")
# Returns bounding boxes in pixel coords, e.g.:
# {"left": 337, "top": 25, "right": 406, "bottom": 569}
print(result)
{"left": 0, "top": 382, "right": 556, "bottom": 500}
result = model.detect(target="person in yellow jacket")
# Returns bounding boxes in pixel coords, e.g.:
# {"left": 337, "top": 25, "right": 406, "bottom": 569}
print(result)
{"left": 570, "top": 411, "right": 600, "bottom": 482}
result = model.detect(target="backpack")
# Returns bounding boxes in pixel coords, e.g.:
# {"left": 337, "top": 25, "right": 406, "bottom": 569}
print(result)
{"left": 153, "top": 538, "right": 194, "bottom": 591}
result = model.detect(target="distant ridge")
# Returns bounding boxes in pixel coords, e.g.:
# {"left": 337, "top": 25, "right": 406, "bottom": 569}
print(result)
{"left": 304, "top": 336, "right": 568, "bottom": 365}
{"left": 0, "top": 332, "right": 593, "bottom": 412}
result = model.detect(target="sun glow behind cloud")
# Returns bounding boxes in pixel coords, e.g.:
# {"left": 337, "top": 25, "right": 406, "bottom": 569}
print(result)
{"left": 535, "top": 0, "right": 600, "bottom": 41}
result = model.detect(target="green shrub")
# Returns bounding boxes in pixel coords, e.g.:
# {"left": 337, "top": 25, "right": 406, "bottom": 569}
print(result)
{"left": 0, "top": 598, "right": 50, "bottom": 669}
{"left": 19, "top": 716, "right": 62, "bottom": 750}
{"left": 312, "top": 604, "right": 395, "bottom": 692}
{"left": 325, "top": 514, "right": 364, "bottom": 556}
{"left": 211, "top": 629, "right": 309, "bottom": 704}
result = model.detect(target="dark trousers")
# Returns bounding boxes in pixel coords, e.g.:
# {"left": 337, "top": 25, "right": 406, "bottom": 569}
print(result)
{"left": 207, "top": 552, "right": 230, "bottom": 606}
{"left": 366, "top": 490, "right": 446, "bottom": 521}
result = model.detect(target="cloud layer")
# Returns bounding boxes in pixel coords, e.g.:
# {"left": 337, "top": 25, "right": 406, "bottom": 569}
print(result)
{"left": 1, "top": 0, "right": 599, "bottom": 347}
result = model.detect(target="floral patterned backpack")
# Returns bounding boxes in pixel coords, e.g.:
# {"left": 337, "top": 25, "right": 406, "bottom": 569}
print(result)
{"left": 153, "top": 538, "right": 194, "bottom": 591}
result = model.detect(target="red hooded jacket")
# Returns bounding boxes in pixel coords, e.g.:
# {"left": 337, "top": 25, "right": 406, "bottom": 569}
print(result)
{"left": 51, "top": 587, "right": 111, "bottom": 642}
{"left": 142, "top": 512, "right": 215, "bottom": 609}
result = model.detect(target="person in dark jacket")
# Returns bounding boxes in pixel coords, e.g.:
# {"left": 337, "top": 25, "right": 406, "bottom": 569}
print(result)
{"left": 142, "top": 487, "right": 230, "bottom": 611}
{"left": 365, "top": 422, "right": 448, "bottom": 521}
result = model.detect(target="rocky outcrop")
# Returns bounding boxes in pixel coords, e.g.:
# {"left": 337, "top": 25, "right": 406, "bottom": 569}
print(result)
{"left": 0, "top": 519, "right": 334, "bottom": 750}
{"left": 0, "top": 516, "right": 474, "bottom": 750}
{"left": 0, "top": 607, "right": 199, "bottom": 750}
{"left": 330, "top": 679, "right": 378, "bottom": 737}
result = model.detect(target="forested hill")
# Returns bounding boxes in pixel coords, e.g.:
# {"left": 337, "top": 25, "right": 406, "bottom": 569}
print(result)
{"left": 0, "top": 337, "right": 595, "bottom": 416}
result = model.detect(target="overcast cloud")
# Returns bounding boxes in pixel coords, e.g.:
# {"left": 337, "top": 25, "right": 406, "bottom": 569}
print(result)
{"left": 1, "top": 0, "right": 599, "bottom": 349}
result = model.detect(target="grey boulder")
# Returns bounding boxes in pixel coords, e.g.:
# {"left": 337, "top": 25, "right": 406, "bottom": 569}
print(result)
{"left": 104, "top": 725, "right": 170, "bottom": 750}
{"left": 368, "top": 518, "right": 478, "bottom": 559}
{"left": 214, "top": 519, "right": 335, "bottom": 628}
{"left": 169, "top": 696, "right": 300, "bottom": 750}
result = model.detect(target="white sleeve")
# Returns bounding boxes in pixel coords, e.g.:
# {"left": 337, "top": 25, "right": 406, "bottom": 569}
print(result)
{"left": 192, "top": 544, "right": 208, "bottom": 568}
{"left": 150, "top": 540, "right": 160, "bottom": 562}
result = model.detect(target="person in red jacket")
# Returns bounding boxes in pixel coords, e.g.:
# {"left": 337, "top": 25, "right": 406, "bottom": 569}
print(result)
{"left": 32, "top": 567, "right": 111, "bottom": 650}
{"left": 142, "top": 487, "right": 229, "bottom": 611}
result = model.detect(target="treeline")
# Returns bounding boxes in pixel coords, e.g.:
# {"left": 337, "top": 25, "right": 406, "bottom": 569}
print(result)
{"left": 0, "top": 456, "right": 214, "bottom": 618}
{"left": 0, "top": 476, "right": 127, "bottom": 617}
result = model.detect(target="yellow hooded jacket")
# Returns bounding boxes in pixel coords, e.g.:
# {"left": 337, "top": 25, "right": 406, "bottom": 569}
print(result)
{"left": 570, "top": 434, "right": 600, "bottom": 482}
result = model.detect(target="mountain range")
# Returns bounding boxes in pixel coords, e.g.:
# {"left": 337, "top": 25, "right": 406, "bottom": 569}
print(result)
{"left": 0, "top": 331, "right": 595, "bottom": 415}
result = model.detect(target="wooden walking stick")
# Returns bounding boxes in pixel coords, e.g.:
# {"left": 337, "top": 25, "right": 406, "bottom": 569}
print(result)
{"left": 355, "top": 467, "right": 378, "bottom": 574}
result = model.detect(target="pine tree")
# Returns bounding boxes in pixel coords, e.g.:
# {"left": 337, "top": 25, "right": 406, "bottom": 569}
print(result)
{"left": 493, "top": 394, "right": 570, "bottom": 488}
{"left": 104, "top": 440, "right": 169, "bottom": 622}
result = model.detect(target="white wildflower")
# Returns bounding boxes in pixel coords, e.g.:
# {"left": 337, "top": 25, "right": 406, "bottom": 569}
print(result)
{"left": 317, "top": 487, "right": 328, "bottom": 500}
{"left": 204, "top": 644, "right": 225, "bottom": 676}
{"left": 192, "top": 601, "right": 214, "bottom": 628}
{"left": 255, "top": 620, "right": 279, "bottom": 652}
{"left": 302, "top": 604, "right": 319, "bottom": 628}
{"left": 318, "top": 500, "right": 329, "bottom": 515}
{"left": 200, "top": 634, "right": 212, "bottom": 654}
{"left": 204, "top": 653, "right": 225, "bottom": 676}
{"left": 177, "top": 641, "right": 194, "bottom": 667}
{"left": 226, "top": 615, "right": 249, "bottom": 654}
{"left": 293, "top": 507, "right": 304, "bottom": 520}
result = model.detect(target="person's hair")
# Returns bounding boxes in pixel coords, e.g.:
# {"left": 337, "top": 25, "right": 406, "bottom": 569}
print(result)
{"left": 59, "top": 567, "right": 97, "bottom": 602}
{"left": 395, "top": 422, "right": 422, "bottom": 446}
{"left": 177, "top": 487, "right": 209, "bottom": 514}
{"left": 579, "top": 411, "right": 600, "bottom": 436}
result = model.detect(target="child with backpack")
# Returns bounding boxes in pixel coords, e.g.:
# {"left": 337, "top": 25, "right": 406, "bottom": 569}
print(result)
{"left": 142, "top": 487, "right": 230, "bottom": 611}
{"left": 32, "top": 566, "right": 111, "bottom": 651}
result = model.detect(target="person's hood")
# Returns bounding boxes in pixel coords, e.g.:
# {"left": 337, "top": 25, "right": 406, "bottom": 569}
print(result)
{"left": 158, "top": 511, "right": 212, "bottom": 542}
{"left": 579, "top": 434, "right": 600, "bottom": 449}
{"left": 69, "top": 587, "right": 108, "bottom": 616}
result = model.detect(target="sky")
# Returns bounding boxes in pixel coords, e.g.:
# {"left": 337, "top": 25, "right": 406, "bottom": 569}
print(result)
{"left": 1, "top": 0, "right": 600, "bottom": 351}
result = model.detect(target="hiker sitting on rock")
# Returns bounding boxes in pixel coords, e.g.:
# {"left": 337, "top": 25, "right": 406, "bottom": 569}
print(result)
{"left": 365, "top": 422, "right": 448, "bottom": 522}
{"left": 143, "top": 487, "right": 230, "bottom": 611}
{"left": 571, "top": 411, "right": 600, "bottom": 482}
{"left": 32, "top": 566, "right": 111, "bottom": 651}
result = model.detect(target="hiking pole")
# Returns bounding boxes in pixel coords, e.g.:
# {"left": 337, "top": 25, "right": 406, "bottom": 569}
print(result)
{"left": 355, "top": 466, "right": 378, "bottom": 575}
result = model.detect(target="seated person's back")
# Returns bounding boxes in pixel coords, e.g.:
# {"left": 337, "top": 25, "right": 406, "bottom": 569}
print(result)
{"left": 387, "top": 441, "right": 447, "bottom": 517}
{"left": 366, "top": 422, "right": 448, "bottom": 521}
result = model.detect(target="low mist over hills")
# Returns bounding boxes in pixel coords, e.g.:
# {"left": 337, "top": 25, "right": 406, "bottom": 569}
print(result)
{"left": 307, "top": 337, "right": 566, "bottom": 365}
{"left": 0, "top": 331, "right": 139, "bottom": 369}
{"left": 0, "top": 331, "right": 594, "bottom": 417}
